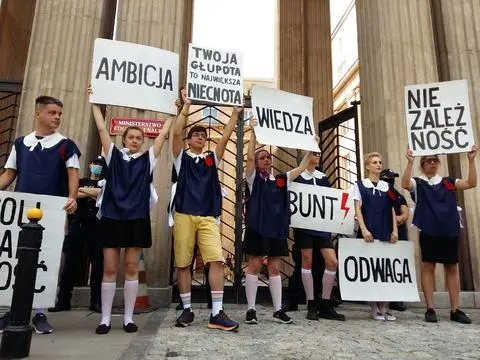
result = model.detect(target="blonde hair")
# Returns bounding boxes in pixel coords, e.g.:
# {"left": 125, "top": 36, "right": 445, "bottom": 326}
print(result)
{"left": 364, "top": 152, "right": 383, "bottom": 175}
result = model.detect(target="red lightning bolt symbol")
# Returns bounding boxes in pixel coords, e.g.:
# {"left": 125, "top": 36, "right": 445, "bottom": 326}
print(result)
{"left": 340, "top": 192, "right": 350, "bottom": 220}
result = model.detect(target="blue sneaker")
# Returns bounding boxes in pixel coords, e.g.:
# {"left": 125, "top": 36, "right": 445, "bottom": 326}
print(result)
{"left": 208, "top": 310, "right": 239, "bottom": 331}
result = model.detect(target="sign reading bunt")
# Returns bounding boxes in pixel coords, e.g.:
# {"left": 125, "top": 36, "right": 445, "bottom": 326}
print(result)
{"left": 251, "top": 85, "right": 320, "bottom": 152}
{"left": 109, "top": 117, "right": 165, "bottom": 137}
{"left": 289, "top": 183, "right": 354, "bottom": 235}
{"left": 0, "top": 191, "right": 66, "bottom": 308}
{"left": 186, "top": 44, "right": 243, "bottom": 106}
{"left": 90, "top": 38, "right": 179, "bottom": 114}
{"left": 338, "top": 238, "right": 419, "bottom": 302}
{"left": 404, "top": 79, "right": 474, "bottom": 156}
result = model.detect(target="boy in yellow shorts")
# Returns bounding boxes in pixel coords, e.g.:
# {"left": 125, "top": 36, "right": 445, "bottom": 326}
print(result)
{"left": 172, "top": 89, "right": 240, "bottom": 331}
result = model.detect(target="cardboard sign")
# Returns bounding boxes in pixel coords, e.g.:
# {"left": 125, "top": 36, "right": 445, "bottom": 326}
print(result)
{"left": 0, "top": 191, "right": 66, "bottom": 308}
{"left": 338, "top": 238, "right": 419, "bottom": 302}
{"left": 289, "top": 183, "right": 354, "bottom": 234}
{"left": 251, "top": 85, "right": 319, "bottom": 152}
{"left": 90, "top": 38, "right": 179, "bottom": 114}
{"left": 109, "top": 117, "right": 165, "bottom": 137}
{"left": 405, "top": 80, "right": 474, "bottom": 156}
{"left": 187, "top": 44, "right": 243, "bottom": 106}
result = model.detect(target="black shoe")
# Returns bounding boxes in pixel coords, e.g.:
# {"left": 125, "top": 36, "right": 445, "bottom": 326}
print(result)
{"left": 450, "top": 309, "right": 471, "bottom": 324}
{"left": 208, "top": 310, "right": 239, "bottom": 331}
{"left": 306, "top": 300, "right": 319, "bottom": 320}
{"left": 175, "top": 302, "right": 183, "bottom": 311}
{"left": 281, "top": 300, "right": 298, "bottom": 312}
{"left": 123, "top": 322, "right": 138, "bottom": 332}
{"left": 32, "top": 313, "right": 53, "bottom": 334}
{"left": 245, "top": 309, "right": 258, "bottom": 324}
{"left": 318, "top": 299, "right": 346, "bottom": 321}
{"left": 389, "top": 302, "right": 407, "bottom": 312}
{"left": 0, "top": 312, "right": 9, "bottom": 334}
{"left": 175, "top": 308, "right": 194, "bottom": 327}
{"left": 425, "top": 308, "right": 438, "bottom": 323}
{"left": 89, "top": 304, "right": 102, "bottom": 313}
{"left": 273, "top": 309, "right": 293, "bottom": 324}
{"left": 48, "top": 303, "right": 71, "bottom": 313}
{"left": 95, "top": 324, "right": 111, "bottom": 335}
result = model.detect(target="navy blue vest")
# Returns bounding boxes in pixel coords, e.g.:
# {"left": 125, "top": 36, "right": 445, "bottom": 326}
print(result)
{"left": 101, "top": 147, "right": 151, "bottom": 220}
{"left": 14, "top": 136, "right": 81, "bottom": 197}
{"left": 357, "top": 180, "right": 395, "bottom": 242}
{"left": 412, "top": 176, "right": 459, "bottom": 237}
{"left": 175, "top": 151, "right": 222, "bottom": 217}
{"left": 393, "top": 192, "right": 409, "bottom": 240}
{"left": 245, "top": 171, "right": 290, "bottom": 239}
{"left": 292, "top": 171, "right": 331, "bottom": 238}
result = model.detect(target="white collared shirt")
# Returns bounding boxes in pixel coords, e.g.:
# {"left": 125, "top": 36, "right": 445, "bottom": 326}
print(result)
{"left": 353, "top": 178, "right": 389, "bottom": 205}
{"left": 173, "top": 148, "right": 220, "bottom": 177}
{"left": 5, "top": 131, "right": 79, "bottom": 169}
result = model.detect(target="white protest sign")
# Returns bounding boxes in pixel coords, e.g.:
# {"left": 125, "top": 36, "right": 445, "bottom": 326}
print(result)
{"left": 0, "top": 191, "right": 66, "bottom": 308}
{"left": 405, "top": 79, "right": 474, "bottom": 156}
{"left": 289, "top": 183, "right": 354, "bottom": 234}
{"left": 338, "top": 238, "right": 419, "bottom": 302}
{"left": 90, "top": 38, "right": 179, "bottom": 114}
{"left": 187, "top": 44, "right": 243, "bottom": 106}
{"left": 251, "top": 85, "right": 319, "bottom": 152}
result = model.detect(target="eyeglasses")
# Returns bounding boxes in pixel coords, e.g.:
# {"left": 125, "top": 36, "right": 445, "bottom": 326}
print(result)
{"left": 313, "top": 152, "right": 321, "bottom": 157}
{"left": 191, "top": 132, "right": 207, "bottom": 139}
{"left": 424, "top": 158, "right": 439, "bottom": 165}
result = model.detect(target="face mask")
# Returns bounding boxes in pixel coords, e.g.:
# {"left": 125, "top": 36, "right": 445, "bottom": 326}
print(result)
{"left": 90, "top": 164, "right": 103, "bottom": 176}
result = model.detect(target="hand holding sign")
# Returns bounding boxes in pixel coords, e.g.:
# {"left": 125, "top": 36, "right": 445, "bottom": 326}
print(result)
{"left": 362, "top": 229, "right": 374, "bottom": 242}
{"left": 405, "top": 149, "right": 414, "bottom": 163}
{"left": 467, "top": 144, "right": 478, "bottom": 160}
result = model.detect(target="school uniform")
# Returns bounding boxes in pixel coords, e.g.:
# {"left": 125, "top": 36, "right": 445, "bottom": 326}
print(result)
{"left": 243, "top": 169, "right": 290, "bottom": 257}
{"left": 292, "top": 170, "right": 333, "bottom": 249}
{"left": 5, "top": 132, "right": 81, "bottom": 195}
{"left": 410, "top": 175, "right": 459, "bottom": 264}
{"left": 172, "top": 149, "right": 223, "bottom": 268}
{"left": 353, "top": 179, "right": 396, "bottom": 241}
{"left": 97, "top": 144, "right": 157, "bottom": 248}
{"left": 391, "top": 187, "right": 409, "bottom": 241}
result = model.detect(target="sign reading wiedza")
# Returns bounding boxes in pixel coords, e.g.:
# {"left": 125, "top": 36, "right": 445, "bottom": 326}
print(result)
{"left": 187, "top": 44, "right": 243, "bottom": 106}
{"left": 0, "top": 191, "right": 66, "bottom": 308}
{"left": 405, "top": 80, "right": 474, "bottom": 156}
{"left": 90, "top": 38, "right": 179, "bottom": 114}
{"left": 338, "top": 238, "right": 419, "bottom": 302}
{"left": 289, "top": 183, "right": 354, "bottom": 235}
{"left": 251, "top": 85, "right": 320, "bottom": 152}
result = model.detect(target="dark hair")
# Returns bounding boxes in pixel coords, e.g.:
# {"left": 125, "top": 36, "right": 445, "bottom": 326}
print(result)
{"left": 35, "top": 96, "right": 63, "bottom": 108}
{"left": 187, "top": 125, "right": 207, "bottom": 139}
{"left": 122, "top": 126, "right": 144, "bottom": 146}
{"left": 420, "top": 154, "right": 440, "bottom": 168}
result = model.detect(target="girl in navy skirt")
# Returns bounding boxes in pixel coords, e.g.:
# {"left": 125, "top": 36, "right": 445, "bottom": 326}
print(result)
{"left": 401, "top": 145, "right": 477, "bottom": 324}
{"left": 243, "top": 118, "right": 313, "bottom": 325}
{"left": 90, "top": 93, "right": 176, "bottom": 334}
{"left": 353, "top": 152, "right": 398, "bottom": 321}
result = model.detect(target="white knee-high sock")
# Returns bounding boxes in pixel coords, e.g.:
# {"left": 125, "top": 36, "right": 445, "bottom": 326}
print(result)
{"left": 321, "top": 269, "right": 336, "bottom": 300}
{"left": 245, "top": 274, "right": 258, "bottom": 310}
{"left": 268, "top": 275, "right": 282, "bottom": 312}
{"left": 123, "top": 280, "right": 139, "bottom": 325}
{"left": 301, "top": 268, "right": 314, "bottom": 301}
{"left": 101, "top": 282, "right": 116, "bottom": 326}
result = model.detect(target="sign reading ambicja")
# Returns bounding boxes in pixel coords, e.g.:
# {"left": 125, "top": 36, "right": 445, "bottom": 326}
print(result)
{"left": 109, "top": 118, "right": 165, "bottom": 137}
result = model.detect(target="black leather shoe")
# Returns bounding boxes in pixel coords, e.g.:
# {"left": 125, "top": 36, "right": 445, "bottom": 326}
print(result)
{"left": 123, "top": 323, "right": 138, "bottom": 333}
{"left": 89, "top": 304, "right": 102, "bottom": 313}
{"left": 95, "top": 324, "right": 111, "bottom": 335}
{"left": 48, "top": 303, "right": 71, "bottom": 312}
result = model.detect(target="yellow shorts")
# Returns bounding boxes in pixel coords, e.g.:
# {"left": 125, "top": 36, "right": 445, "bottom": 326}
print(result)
{"left": 173, "top": 212, "right": 223, "bottom": 268}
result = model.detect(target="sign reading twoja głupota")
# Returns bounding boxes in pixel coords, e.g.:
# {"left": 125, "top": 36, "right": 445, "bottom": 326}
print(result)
{"left": 186, "top": 44, "right": 243, "bottom": 106}
{"left": 404, "top": 79, "right": 475, "bottom": 156}
{"left": 90, "top": 38, "right": 179, "bottom": 114}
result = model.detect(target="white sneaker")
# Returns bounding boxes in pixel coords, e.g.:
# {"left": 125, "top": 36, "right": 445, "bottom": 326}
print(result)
{"left": 373, "top": 312, "right": 385, "bottom": 321}
{"left": 384, "top": 312, "right": 396, "bottom": 321}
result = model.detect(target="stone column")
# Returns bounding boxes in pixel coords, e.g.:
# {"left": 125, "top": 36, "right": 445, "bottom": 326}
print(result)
{"left": 17, "top": 0, "right": 117, "bottom": 170}
{"left": 355, "top": 0, "right": 447, "bottom": 290}
{"left": 106, "top": 0, "right": 190, "bottom": 306}
{"left": 434, "top": 0, "right": 480, "bottom": 290}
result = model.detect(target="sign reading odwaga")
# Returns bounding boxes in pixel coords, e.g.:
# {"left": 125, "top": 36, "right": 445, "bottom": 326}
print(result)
{"left": 338, "top": 238, "right": 419, "bottom": 302}
{"left": 0, "top": 191, "right": 66, "bottom": 308}
{"left": 90, "top": 38, "right": 179, "bottom": 114}
{"left": 251, "top": 85, "right": 319, "bottom": 152}
{"left": 405, "top": 79, "right": 474, "bottom": 156}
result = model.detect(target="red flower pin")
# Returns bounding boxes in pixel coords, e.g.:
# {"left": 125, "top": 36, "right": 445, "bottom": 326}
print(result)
{"left": 275, "top": 177, "right": 286, "bottom": 188}
{"left": 59, "top": 145, "right": 65, "bottom": 160}
{"left": 443, "top": 179, "right": 455, "bottom": 191}
{"left": 387, "top": 189, "right": 397, "bottom": 201}
{"left": 205, "top": 156, "right": 214, "bottom": 167}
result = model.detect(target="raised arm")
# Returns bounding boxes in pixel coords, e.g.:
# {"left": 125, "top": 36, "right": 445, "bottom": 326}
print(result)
{"left": 216, "top": 106, "right": 242, "bottom": 161}
{"left": 456, "top": 145, "right": 478, "bottom": 190}
{"left": 0, "top": 169, "right": 16, "bottom": 190}
{"left": 172, "top": 88, "right": 191, "bottom": 158}
{"left": 289, "top": 151, "right": 313, "bottom": 181}
{"left": 401, "top": 149, "right": 415, "bottom": 191}
{"left": 245, "top": 117, "right": 257, "bottom": 178}
{"left": 152, "top": 114, "right": 177, "bottom": 158}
